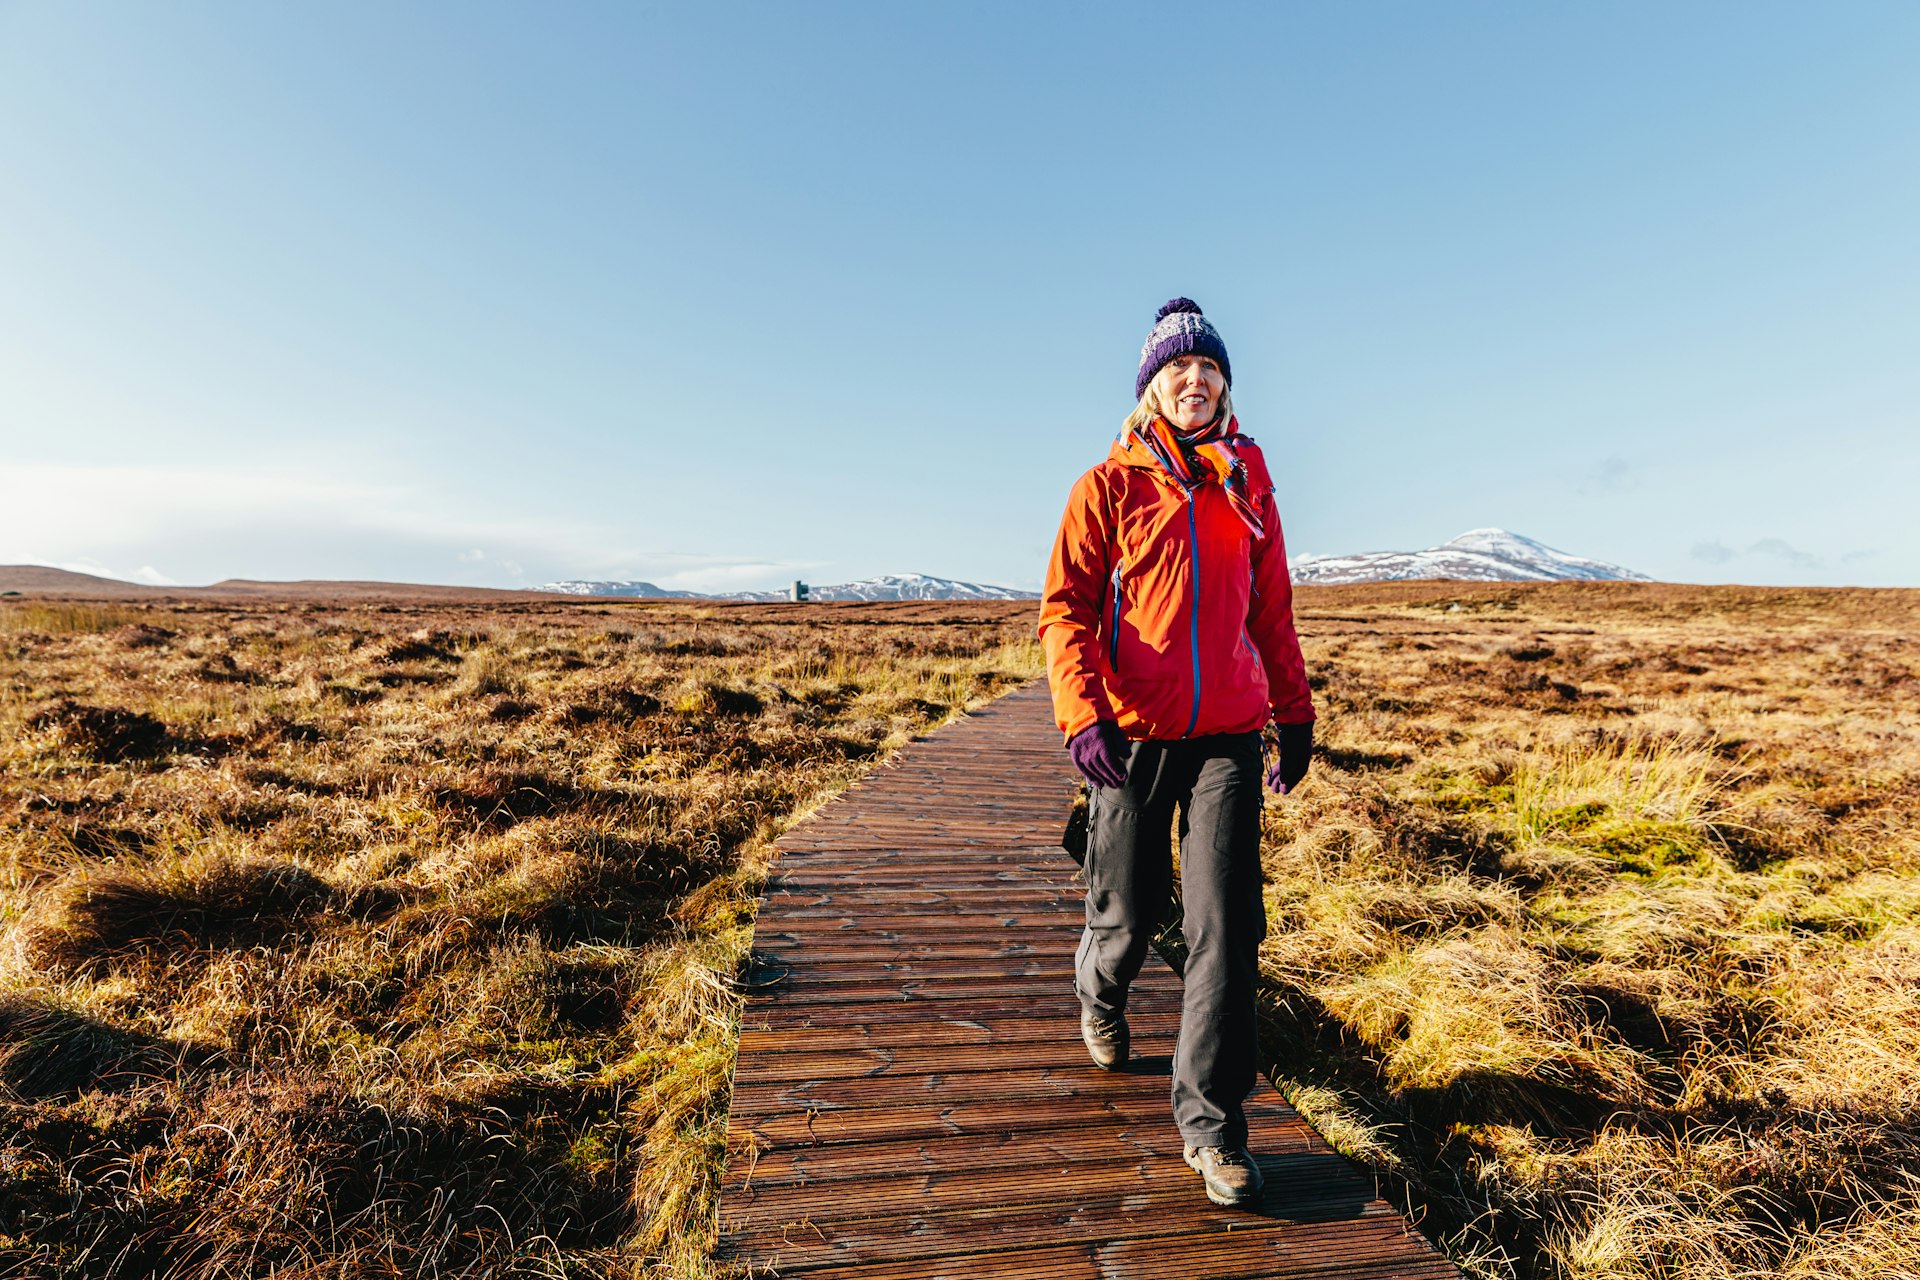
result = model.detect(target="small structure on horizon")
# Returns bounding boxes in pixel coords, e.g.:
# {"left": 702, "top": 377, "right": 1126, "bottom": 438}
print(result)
{"left": 789, "top": 580, "right": 808, "bottom": 602}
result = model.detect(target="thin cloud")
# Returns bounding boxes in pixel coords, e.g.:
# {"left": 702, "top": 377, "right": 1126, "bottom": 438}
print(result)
{"left": 1691, "top": 540, "right": 1737, "bottom": 565}
{"left": 0, "top": 462, "right": 613, "bottom": 585}
{"left": 4, "top": 464, "right": 844, "bottom": 593}
{"left": 1578, "top": 455, "right": 1635, "bottom": 497}
{"left": 1748, "top": 538, "right": 1821, "bottom": 569}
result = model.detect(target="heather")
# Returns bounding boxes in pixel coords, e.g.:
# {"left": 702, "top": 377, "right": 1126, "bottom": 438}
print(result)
{"left": 0, "top": 597, "right": 1039, "bottom": 1277}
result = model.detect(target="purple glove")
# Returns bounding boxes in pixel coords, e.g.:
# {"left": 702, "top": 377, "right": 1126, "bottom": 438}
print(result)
{"left": 1264, "top": 722, "right": 1313, "bottom": 794}
{"left": 1069, "top": 721, "right": 1131, "bottom": 789}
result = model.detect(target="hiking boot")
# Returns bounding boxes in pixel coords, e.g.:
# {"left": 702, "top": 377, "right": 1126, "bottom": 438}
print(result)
{"left": 1184, "top": 1144, "right": 1265, "bottom": 1207}
{"left": 1079, "top": 1007, "right": 1129, "bottom": 1070}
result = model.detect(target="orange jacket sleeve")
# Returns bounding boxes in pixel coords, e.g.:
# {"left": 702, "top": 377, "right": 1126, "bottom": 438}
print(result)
{"left": 1038, "top": 468, "right": 1115, "bottom": 740}
{"left": 1247, "top": 494, "right": 1315, "bottom": 725}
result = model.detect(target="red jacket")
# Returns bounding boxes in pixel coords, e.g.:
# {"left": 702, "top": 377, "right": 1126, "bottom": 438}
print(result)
{"left": 1039, "top": 432, "right": 1314, "bottom": 741}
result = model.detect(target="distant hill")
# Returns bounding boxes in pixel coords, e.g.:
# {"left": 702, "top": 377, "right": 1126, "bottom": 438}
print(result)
{"left": 200, "top": 579, "right": 560, "bottom": 602}
{"left": 8, "top": 534, "right": 1648, "bottom": 603}
{"left": 2, "top": 563, "right": 1036, "bottom": 604}
{"left": 1292, "top": 529, "right": 1650, "bottom": 585}
{"left": 0, "top": 566, "right": 557, "bottom": 602}
{"left": 533, "top": 573, "right": 1040, "bottom": 602}
{"left": 0, "top": 566, "right": 168, "bottom": 596}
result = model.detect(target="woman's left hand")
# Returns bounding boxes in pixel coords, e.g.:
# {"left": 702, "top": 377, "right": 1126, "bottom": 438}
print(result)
{"left": 1264, "top": 721, "right": 1313, "bottom": 794}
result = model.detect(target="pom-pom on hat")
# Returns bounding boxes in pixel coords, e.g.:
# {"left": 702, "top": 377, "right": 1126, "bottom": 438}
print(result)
{"left": 1135, "top": 297, "right": 1231, "bottom": 401}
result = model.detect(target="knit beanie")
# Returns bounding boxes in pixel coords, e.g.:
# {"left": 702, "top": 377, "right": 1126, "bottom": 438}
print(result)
{"left": 1135, "top": 297, "right": 1232, "bottom": 401}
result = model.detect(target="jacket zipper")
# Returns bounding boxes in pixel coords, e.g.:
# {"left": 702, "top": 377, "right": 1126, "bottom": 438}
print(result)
{"left": 1106, "top": 560, "right": 1125, "bottom": 671}
{"left": 1244, "top": 564, "right": 1259, "bottom": 656}
{"left": 1185, "top": 489, "right": 1202, "bottom": 737}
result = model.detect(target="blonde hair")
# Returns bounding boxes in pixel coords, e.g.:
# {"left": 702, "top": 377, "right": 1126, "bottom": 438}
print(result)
{"left": 1122, "top": 363, "right": 1234, "bottom": 439}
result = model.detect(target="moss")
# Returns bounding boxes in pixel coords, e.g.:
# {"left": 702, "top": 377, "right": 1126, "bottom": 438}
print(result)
{"left": 1250, "top": 586, "right": 1920, "bottom": 1277}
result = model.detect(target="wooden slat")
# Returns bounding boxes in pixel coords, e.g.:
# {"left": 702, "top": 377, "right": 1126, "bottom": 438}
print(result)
{"left": 725, "top": 1144, "right": 1367, "bottom": 1222}
{"left": 748, "top": 936, "right": 1067, "bottom": 955}
{"left": 790, "top": 1219, "right": 1465, "bottom": 1280}
{"left": 737, "top": 1011, "right": 1184, "bottom": 1053}
{"left": 717, "top": 681, "right": 1459, "bottom": 1278}
{"left": 735, "top": 1090, "right": 1295, "bottom": 1150}
{"left": 725, "top": 1190, "right": 1416, "bottom": 1273}
{"left": 731, "top": 1034, "right": 1177, "bottom": 1085}
{"left": 743, "top": 990, "right": 1184, "bottom": 1031}
{"left": 722, "top": 1117, "right": 1317, "bottom": 1193}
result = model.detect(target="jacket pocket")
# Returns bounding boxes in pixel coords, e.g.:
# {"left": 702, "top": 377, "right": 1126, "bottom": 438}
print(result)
{"left": 1106, "top": 560, "right": 1126, "bottom": 671}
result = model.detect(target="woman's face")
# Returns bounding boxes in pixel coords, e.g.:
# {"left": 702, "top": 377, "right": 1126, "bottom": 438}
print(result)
{"left": 1153, "top": 354, "right": 1224, "bottom": 433}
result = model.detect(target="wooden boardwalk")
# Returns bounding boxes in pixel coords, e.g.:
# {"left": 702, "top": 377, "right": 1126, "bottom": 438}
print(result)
{"left": 719, "top": 681, "right": 1459, "bottom": 1279}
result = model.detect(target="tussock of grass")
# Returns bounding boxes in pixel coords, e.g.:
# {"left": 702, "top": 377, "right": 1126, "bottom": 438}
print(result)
{"left": 1510, "top": 734, "right": 1733, "bottom": 869}
{"left": 24, "top": 855, "right": 363, "bottom": 973}
{"left": 27, "top": 699, "right": 181, "bottom": 763}
{"left": 0, "top": 995, "right": 193, "bottom": 1099}
{"left": 1272, "top": 1079, "right": 1403, "bottom": 1172}
{"left": 0, "top": 602, "right": 151, "bottom": 636}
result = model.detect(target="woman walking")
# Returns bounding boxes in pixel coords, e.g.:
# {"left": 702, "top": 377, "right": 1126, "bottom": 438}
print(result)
{"left": 1038, "top": 298, "right": 1315, "bottom": 1208}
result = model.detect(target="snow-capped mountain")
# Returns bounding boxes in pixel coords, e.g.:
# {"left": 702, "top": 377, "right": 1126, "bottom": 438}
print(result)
{"left": 533, "top": 573, "right": 1038, "bottom": 602}
{"left": 1292, "top": 529, "right": 1650, "bottom": 585}
{"left": 534, "top": 580, "right": 704, "bottom": 598}
{"left": 540, "top": 535, "right": 1638, "bottom": 598}
{"left": 732, "top": 574, "right": 1039, "bottom": 602}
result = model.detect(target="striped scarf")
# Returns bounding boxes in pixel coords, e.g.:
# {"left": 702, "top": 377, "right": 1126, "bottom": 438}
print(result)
{"left": 1129, "top": 414, "right": 1267, "bottom": 539}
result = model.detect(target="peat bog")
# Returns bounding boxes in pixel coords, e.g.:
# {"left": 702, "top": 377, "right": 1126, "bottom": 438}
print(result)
{"left": 3, "top": 583, "right": 1919, "bottom": 1278}
{"left": 0, "top": 596, "right": 1039, "bottom": 1278}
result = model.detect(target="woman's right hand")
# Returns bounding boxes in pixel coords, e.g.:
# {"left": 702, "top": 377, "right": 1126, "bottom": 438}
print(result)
{"left": 1069, "top": 721, "right": 1131, "bottom": 789}
{"left": 1265, "top": 721, "right": 1313, "bottom": 794}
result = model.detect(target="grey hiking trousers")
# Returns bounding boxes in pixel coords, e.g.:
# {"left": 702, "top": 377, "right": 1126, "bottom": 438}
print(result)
{"left": 1075, "top": 731, "right": 1267, "bottom": 1148}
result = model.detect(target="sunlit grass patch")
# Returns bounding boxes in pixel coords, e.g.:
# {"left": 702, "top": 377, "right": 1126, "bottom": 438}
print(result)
{"left": 1252, "top": 585, "right": 1920, "bottom": 1278}
{"left": 0, "top": 601, "right": 151, "bottom": 635}
{"left": 1508, "top": 734, "right": 1739, "bottom": 875}
{"left": 1276, "top": 1079, "right": 1404, "bottom": 1172}
{"left": 1314, "top": 932, "right": 1658, "bottom": 1108}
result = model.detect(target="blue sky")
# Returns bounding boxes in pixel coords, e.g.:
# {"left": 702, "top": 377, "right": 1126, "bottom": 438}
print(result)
{"left": 2, "top": 2, "right": 1915, "bottom": 591}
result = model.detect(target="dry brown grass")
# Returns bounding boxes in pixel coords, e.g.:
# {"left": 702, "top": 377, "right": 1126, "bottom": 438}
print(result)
{"left": 1243, "top": 581, "right": 1920, "bottom": 1279}
{"left": 10, "top": 581, "right": 1919, "bottom": 1278}
{"left": 0, "top": 596, "right": 1041, "bottom": 1277}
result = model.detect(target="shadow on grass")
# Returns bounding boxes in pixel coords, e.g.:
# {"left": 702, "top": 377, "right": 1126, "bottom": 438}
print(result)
{"left": 0, "top": 996, "right": 213, "bottom": 1100}
{"left": 24, "top": 857, "right": 413, "bottom": 975}
{"left": 0, "top": 1074, "right": 634, "bottom": 1278}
